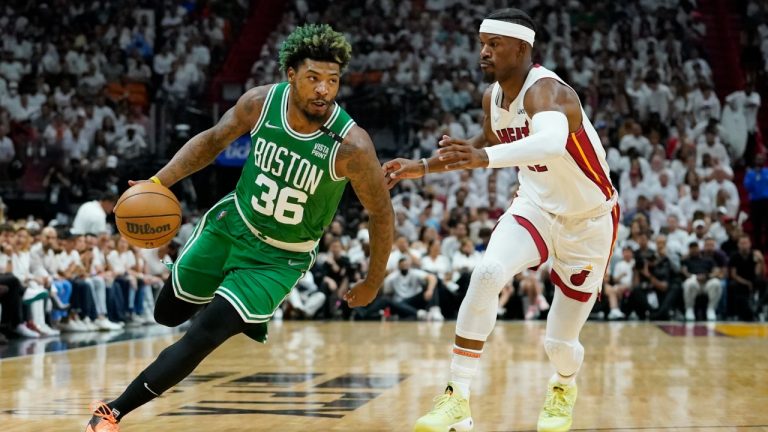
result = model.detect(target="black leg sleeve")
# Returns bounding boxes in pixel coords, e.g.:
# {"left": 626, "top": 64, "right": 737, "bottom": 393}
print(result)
{"left": 108, "top": 296, "right": 252, "bottom": 421}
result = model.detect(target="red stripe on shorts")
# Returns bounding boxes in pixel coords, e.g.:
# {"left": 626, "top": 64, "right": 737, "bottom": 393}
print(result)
{"left": 513, "top": 215, "right": 548, "bottom": 270}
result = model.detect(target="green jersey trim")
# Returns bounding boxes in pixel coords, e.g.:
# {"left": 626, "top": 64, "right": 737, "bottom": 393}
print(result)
{"left": 280, "top": 84, "right": 340, "bottom": 141}
{"left": 249, "top": 84, "right": 278, "bottom": 136}
{"left": 328, "top": 119, "right": 356, "bottom": 182}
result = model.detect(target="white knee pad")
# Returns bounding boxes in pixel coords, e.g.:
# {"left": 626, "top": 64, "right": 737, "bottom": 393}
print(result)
{"left": 466, "top": 260, "right": 505, "bottom": 313}
{"left": 456, "top": 260, "right": 505, "bottom": 341}
{"left": 544, "top": 337, "right": 584, "bottom": 377}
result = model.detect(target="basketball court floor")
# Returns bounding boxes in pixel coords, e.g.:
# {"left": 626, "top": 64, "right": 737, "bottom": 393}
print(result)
{"left": 1, "top": 320, "right": 767, "bottom": 431}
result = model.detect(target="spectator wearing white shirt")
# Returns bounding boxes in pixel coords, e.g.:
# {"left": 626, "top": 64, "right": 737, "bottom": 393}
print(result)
{"left": 688, "top": 82, "right": 721, "bottom": 123}
{"left": 0, "top": 125, "right": 15, "bottom": 166}
{"left": 53, "top": 79, "right": 76, "bottom": 108}
{"left": 451, "top": 238, "right": 481, "bottom": 276}
{"left": 115, "top": 127, "right": 147, "bottom": 160}
{"left": 421, "top": 239, "right": 454, "bottom": 288}
{"left": 665, "top": 215, "right": 689, "bottom": 259}
{"left": 619, "top": 122, "right": 652, "bottom": 157}
{"left": 679, "top": 183, "right": 713, "bottom": 221}
{"left": 71, "top": 192, "right": 118, "bottom": 236}
{"left": 386, "top": 235, "right": 421, "bottom": 272}
{"left": 153, "top": 45, "right": 176, "bottom": 76}
{"left": 382, "top": 257, "right": 442, "bottom": 321}
{"left": 696, "top": 126, "right": 730, "bottom": 167}
{"left": 687, "top": 219, "right": 710, "bottom": 248}
{"left": 704, "top": 167, "right": 740, "bottom": 217}
{"left": 726, "top": 82, "right": 762, "bottom": 165}
{"left": 0, "top": 51, "right": 25, "bottom": 83}
{"left": 606, "top": 246, "right": 635, "bottom": 320}
{"left": 640, "top": 72, "right": 673, "bottom": 121}
{"left": 395, "top": 208, "right": 418, "bottom": 243}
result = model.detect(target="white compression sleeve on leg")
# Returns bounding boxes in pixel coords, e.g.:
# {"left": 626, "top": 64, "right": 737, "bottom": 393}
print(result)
{"left": 485, "top": 111, "right": 570, "bottom": 169}
{"left": 455, "top": 216, "right": 541, "bottom": 341}
{"left": 544, "top": 285, "right": 597, "bottom": 382}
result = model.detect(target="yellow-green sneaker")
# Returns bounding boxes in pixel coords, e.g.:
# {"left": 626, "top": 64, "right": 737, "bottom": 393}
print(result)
{"left": 537, "top": 378, "right": 577, "bottom": 432}
{"left": 413, "top": 383, "right": 474, "bottom": 432}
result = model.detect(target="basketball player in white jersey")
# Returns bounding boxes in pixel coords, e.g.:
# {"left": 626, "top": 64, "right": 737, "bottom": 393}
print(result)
{"left": 383, "top": 8, "right": 619, "bottom": 432}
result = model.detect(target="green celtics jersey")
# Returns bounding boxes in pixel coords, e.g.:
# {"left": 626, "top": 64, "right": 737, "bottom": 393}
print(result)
{"left": 234, "top": 82, "right": 354, "bottom": 249}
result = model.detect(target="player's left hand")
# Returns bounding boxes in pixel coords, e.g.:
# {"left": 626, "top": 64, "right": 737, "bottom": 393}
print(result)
{"left": 438, "top": 138, "right": 489, "bottom": 170}
{"left": 344, "top": 279, "right": 380, "bottom": 307}
{"left": 382, "top": 158, "right": 423, "bottom": 189}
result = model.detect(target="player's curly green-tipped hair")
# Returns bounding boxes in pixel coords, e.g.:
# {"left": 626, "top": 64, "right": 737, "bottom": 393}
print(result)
{"left": 278, "top": 24, "right": 352, "bottom": 72}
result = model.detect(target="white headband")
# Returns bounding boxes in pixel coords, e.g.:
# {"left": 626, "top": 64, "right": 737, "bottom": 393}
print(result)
{"left": 479, "top": 19, "right": 535, "bottom": 46}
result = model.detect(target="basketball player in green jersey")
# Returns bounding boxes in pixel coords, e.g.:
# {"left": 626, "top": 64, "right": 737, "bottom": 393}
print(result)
{"left": 85, "top": 24, "right": 394, "bottom": 432}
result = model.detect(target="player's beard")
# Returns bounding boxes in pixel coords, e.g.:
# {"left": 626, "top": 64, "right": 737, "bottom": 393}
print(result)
{"left": 302, "top": 99, "right": 333, "bottom": 123}
{"left": 482, "top": 70, "right": 496, "bottom": 83}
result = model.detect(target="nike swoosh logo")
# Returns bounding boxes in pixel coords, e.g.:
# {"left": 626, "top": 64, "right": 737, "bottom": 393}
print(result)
{"left": 288, "top": 260, "right": 303, "bottom": 266}
{"left": 265, "top": 121, "right": 280, "bottom": 129}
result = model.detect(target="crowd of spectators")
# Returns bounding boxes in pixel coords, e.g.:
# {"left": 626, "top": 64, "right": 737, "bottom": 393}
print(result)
{"left": 0, "top": 0, "right": 245, "bottom": 221}
{"left": 1, "top": 0, "right": 768, "bottom": 344}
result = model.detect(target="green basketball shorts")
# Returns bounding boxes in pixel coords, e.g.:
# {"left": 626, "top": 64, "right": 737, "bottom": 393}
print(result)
{"left": 170, "top": 192, "right": 316, "bottom": 342}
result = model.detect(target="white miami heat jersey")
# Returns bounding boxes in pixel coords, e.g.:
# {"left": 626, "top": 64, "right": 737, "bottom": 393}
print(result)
{"left": 489, "top": 65, "right": 614, "bottom": 216}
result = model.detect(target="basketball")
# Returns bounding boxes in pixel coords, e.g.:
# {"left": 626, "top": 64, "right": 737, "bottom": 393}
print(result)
{"left": 114, "top": 182, "right": 182, "bottom": 249}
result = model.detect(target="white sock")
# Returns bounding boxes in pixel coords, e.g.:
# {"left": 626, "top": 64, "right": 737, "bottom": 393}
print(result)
{"left": 450, "top": 345, "right": 482, "bottom": 398}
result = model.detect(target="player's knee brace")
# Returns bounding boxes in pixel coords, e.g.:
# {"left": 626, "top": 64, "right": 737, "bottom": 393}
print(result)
{"left": 466, "top": 260, "right": 505, "bottom": 314}
{"left": 456, "top": 260, "right": 505, "bottom": 341}
{"left": 544, "top": 337, "right": 584, "bottom": 377}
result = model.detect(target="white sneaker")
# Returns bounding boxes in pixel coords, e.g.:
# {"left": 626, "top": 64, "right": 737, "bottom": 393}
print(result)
{"left": 36, "top": 322, "right": 60, "bottom": 336}
{"left": 94, "top": 317, "right": 123, "bottom": 331}
{"left": 607, "top": 309, "right": 626, "bottom": 320}
{"left": 15, "top": 323, "right": 40, "bottom": 338}
{"left": 685, "top": 308, "right": 695, "bottom": 321}
{"left": 71, "top": 319, "right": 90, "bottom": 332}
{"left": 83, "top": 317, "right": 100, "bottom": 331}
{"left": 428, "top": 306, "right": 444, "bottom": 322}
{"left": 416, "top": 309, "right": 428, "bottom": 321}
{"left": 140, "top": 313, "right": 155, "bottom": 325}
{"left": 706, "top": 308, "right": 717, "bottom": 321}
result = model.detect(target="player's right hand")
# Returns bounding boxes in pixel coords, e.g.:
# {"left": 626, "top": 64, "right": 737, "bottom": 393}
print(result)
{"left": 382, "top": 158, "right": 424, "bottom": 189}
{"left": 344, "top": 279, "right": 379, "bottom": 307}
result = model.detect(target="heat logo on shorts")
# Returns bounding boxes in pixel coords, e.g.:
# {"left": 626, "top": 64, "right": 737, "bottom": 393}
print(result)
{"left": 569, "top": 264, "right": 593, "bottom": 286}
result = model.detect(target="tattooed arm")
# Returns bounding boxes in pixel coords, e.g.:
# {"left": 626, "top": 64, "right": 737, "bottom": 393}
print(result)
{"left": 147, "top": 85, "right": 271, "bottom": 187}
{"left": 336, "top": 126, "right": 395, "bottom": 307}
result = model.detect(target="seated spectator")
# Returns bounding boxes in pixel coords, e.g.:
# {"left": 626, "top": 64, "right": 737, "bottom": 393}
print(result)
{"left": 382, "top": 258, "right": 442, "bottom": 321}
{"left": 605, "top": 246, "right": 634, "bottom": 320}
{"left": 682, "top": 241, "right": 722, "bottom": 321}
{"left": 727, "top": 235, "right": 766, "bottom": 321}
{"left": 386, "top": 235, "right": 421, "bottom": 272}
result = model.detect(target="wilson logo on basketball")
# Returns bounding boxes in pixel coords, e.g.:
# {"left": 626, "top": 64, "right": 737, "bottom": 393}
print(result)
{"left": 125, "top": 222, "right": 172, "bottom": 235}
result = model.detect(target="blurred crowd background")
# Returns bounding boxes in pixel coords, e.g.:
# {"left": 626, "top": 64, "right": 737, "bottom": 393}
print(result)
{"left": 0, "top": 0, "right": 767, "bottom": 343}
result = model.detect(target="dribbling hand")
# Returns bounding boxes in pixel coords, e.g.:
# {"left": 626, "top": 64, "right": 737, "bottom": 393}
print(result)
{"left": 344, "top": 279, "right": 379, "bottom": 308}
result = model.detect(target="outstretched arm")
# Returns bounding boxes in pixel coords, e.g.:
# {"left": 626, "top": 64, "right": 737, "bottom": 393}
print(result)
{"left": 148, "top": 85, "right": 271, "bottom": 187}
{"left": 437, "top": 78, "right": 582, "bottom": 170}
{"left": 382, "top": 85, "right": 498, "bottom": 186}
{"left": 335, "top": 126, "right": 395, "bottom": 307}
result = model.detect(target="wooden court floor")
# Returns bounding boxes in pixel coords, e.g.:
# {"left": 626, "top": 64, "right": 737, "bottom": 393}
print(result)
{"left": 1, "top": 321, "right": 767, "bottom": 431}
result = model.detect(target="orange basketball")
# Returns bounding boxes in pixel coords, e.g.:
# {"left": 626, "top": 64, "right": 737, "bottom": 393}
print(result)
{"left": 114, "top": 182, "right": 182, "bottom": 249}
